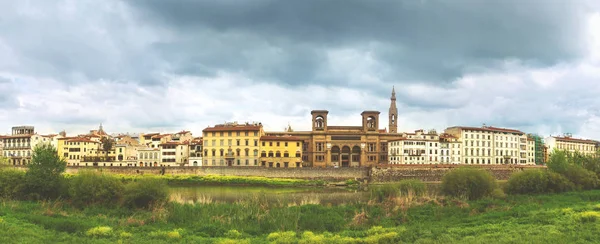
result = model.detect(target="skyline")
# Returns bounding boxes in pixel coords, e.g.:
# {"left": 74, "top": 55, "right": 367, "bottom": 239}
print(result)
{"left": 1, "top": 0, "right": 600, "bottom": 139}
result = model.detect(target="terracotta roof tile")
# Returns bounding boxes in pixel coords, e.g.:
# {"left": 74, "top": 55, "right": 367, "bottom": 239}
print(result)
{"left": 203, "top": 125, "right": 262, "bottom": 132}
{"left": 260, "top": 136, "right": 303, "bottom": 141}
{"left": 554, "top": 136, "right": 599, "bottom": 144}
{"left": 447, "top": 126, "right": 524, "bottom": 134}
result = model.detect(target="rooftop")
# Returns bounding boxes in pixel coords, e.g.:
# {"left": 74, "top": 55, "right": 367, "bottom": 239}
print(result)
{"left": 260, "top": 136, "right": 303, "bottom": 141}
{"left": 447, "top": 126, "right": 524, "bottom": 135}
{"left": 203, "top": 124, "right": 262, "bottom": 132}
{"left": 553, "top": 136, "right": 599, "bottom": 144}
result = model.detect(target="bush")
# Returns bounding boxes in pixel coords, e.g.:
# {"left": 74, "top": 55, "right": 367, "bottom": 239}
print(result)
{"left": 23, "top": 144, "right": 67, "bottom": 200}
{"left": 441, "top": 167, "right": 497, "bottom": 200}
{"left": 0, "top": 168, "right": 25, "bottom": 199}
{"left": 86, "top": 226, "right": 113, "bottom": 238}
{"left": 397, "top": 179, "right": 426, "bottom": 196}
{"left": 123, "top": 178, "right": 169, "bottom": 209}
{"left": 69, "top": 170, "right": 124, "bottom": 207}
{"left": 562, "top": 166, "right": 599, "bottom": 190}
{"left": 505, "top": 170, "right": 574, "bottom": 195}
{"left": 370, "top": 185, "right": 399, "bottom": 202}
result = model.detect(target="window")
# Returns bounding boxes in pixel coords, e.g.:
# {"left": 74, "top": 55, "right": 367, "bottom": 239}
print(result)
{"left": 277, "top": 142, "right": 280, "bottom": 146}
{"left": 236, "top": 131, "right": 240, "bottom": 136}
{"left": 245, "top": 131, "right": 249, "bottom": 136}
{"left": 228, "top": 132, "right": 232, "bottom": 136}
{"left": 254, "top": 132, "right": 258, "bottom": 136}
{"left": 285, "top": 142, "right": 288, "bottom": 147}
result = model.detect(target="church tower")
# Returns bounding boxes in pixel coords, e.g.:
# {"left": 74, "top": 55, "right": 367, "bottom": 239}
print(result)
{"left": 389, "top": 86, "right": 398, "bottom": 133}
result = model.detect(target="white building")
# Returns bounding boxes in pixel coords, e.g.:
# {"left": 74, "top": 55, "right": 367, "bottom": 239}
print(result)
{"left": 160, "top": 142, "right": 189, "bottom": 167}
{"left": 137, "top": 148, "right": 161, "bottom": 167}
{"left": 527, "top": 136, "right": 536, "bottom": 164}
{"left": 444, "top": 125, "right": 532, "bottom": 165}
{"left": 544, "top": 135, "right": 598, "bottom": 156}
{"left": 388, "top": 130, "right": 441, "bottom": 164}
{"left": 439, "top": 133, "right": 462, "bottom": 164}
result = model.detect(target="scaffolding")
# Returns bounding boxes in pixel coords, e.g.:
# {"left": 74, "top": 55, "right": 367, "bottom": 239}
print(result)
{"left": 528, "top": 134, "right": 546, "bottom": 165}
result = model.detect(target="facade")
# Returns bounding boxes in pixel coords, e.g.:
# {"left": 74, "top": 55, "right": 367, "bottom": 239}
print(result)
{"left": 444, "top": 125, "right": 532, "bottom": 165}
{"left": 544, "top": 135, "right": 598, "bottom": 156}
{"left": 439, "top": 133, "right": 462, "bottom": 164}
{"left": 160, "top": 142, "right": 189, "bottom": 167}
{"left": 202, "top": 122, "right": 263, "bottom": 166}
{"left": 259, "top": 136, "right": 303, "bottom": 168}
{"left": 1, "top": 126, "right": 35, "bottom": 165}
{"left": 137, "top": 148, "right": 161, "bottom": 167}
{"left": 63, "top": 137, "right": 100, "bottom": 166}
{"left": 527, "top": 136, "right": 535, "bottom": 164}
{"left": 528, "top": 134, "right": 546, "bottom": 165}
{"left": 388, "top": 130, "right": 440, "bottom": 164}
{"left": 188, "top": 137, "right": 203, "bottom": 166}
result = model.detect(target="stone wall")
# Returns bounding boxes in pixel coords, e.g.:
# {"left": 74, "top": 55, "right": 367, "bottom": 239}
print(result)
{"left": 63, "top": 166, "right": 371, "bottom": 181}
{"left": 15, "top": 165, "right": 544, "bottom": 182}
{"left": 370, "top": 166, "right": 538, "bottom": 182}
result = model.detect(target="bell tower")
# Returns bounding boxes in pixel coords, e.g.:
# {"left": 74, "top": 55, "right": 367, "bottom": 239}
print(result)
{"left": 389, "top": 86, "right": 398, "bottom": 133}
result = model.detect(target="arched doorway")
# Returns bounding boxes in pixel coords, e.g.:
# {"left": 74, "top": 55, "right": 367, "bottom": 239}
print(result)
{"left": 276, "top": 163, "right": 280, "bottom": 168}
{"left": 341, "top": 146, "right": 351, "bottom": 167}
{"left": 351, "top": 146, "right": 361, "bottom": 167}
{"left": 193, "top": 161, "right": 198, "bottom": 166}
{"left": 331, "top": 146, "right": 340, "bottom": 167}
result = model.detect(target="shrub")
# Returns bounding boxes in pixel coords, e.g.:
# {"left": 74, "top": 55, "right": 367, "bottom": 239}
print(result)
{"left": 578, "top": 211, "right": 600, "bottom": 223}
{"left": 123, "top": 178, "right": 169, "bottom": 209}
{"left": 562, "top": 166, "right": 599, "bottom": 190}
{"left": 69, "top": 170, "right": 124, "bottom": 207}
{"left": 397, "top": 179, "right": 426, "bottom": 196}
{"left": 0, "top": 168, "right": 25, "bottom": 199}
{"left": 441, "top": 167, "right": 497, "bottom": 200}
{"left": 86, "top": 226, "right": 113, "bottom": 237}
{"left": 267, "top": 231, "right": 297, "bottom": 244}
{"left": 546, "top": 171, "right": 576, "bottom": 193}
{"left": 23, "top": 144, "right": 67, "bottom": 200}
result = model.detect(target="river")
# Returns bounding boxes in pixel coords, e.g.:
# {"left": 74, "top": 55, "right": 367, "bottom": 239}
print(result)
{"left": 169, "top": 183, "right": 442, "bottom": 205}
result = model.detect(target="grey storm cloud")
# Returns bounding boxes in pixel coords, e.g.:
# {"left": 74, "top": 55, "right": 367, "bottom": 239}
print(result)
{"left": 130, "top": 0, "right": 589, "bottom": 86}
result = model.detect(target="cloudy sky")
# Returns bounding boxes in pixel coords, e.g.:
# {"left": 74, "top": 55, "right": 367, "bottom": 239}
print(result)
{"left": 1, "top": 0, "right": 600, "bottom": 139}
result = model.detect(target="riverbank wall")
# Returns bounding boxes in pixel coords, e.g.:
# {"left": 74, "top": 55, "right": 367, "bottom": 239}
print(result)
{"left": 13, "top": 165, "right": 544, "bottom": 182}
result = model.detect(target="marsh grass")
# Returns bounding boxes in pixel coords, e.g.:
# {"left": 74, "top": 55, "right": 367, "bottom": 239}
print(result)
{"left": 3, "top": 190, "right": 600, "bottom": 242}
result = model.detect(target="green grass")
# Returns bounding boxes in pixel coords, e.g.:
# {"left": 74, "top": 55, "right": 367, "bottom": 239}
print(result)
{"left": 2, "top": 190, "right": 600, "bottom": 243}
{"left": 64, "top": 173, "right": 327, "bottom": 187}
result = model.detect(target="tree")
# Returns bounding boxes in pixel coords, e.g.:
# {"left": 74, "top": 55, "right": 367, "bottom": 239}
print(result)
{"left": 0, "top": 156, "right": 9, "bottom": 168}
{"left": 24, "top": 144, "right": 67, "bottom": 200}
{"left": 101, "top": 137, "right": 114, "bottom": 162}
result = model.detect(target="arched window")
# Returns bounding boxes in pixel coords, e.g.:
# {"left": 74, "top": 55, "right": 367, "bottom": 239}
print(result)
{"left": 315, "top": 116, "right": 324, "bottom": 129}
{"left": 283, "top": 151, "right": 289, "bottom": 157}
{"left": 275, "top": 151, "right": 281, "bottom": 157}
{"left": 261, "top": 151, "right": 267, "bottom": 157}
{"left": 268, "top": 151, "right": 274, "bottom": 157}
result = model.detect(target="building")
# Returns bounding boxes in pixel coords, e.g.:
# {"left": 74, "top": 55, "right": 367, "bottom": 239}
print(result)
{"left": 439, "top": 133, "right": 462, "bottom": 164}
{"left": 527, "top": 136, "right": 535, "bottom": 164}
{"left": 137, "top": 148, "right": 161, "bottom": 167}
{"left": 1, "top": 126, "right": 35, "bottom": 165}
{"left": 63, "top": 137, "right": 100, "bottom": 166}
{"left": 259, "top": 136, "right": 303, "bottom": 168}
{"left": 160, "top": 141, "right": 189, "bottom": 167}
{"left": 202, "top": 122, "right": 263, "bottom": 166}
{"left": 528, "top": 134, "right": 546, "bottom": 165}
{"left": 388, "top": 130, "right": 440, "bottom": 164}
{"left": 444, "top": 125, "right": 532, "bottom": 165}
{"left": 264, "top": 88, "right": 403, "bottom": 167}
{"left": 188, "top": 137, "right": 203, "bottom": 167}
{"left": 544, "top": 134, "right": 598, "bottom": 156}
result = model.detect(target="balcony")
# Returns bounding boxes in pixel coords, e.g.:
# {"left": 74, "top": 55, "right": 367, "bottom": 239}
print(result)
{"left": 225, "top": 152, "right": 235, "bottom": 159}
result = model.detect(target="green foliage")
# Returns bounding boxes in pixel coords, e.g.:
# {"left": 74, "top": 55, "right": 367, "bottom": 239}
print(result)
{"left": 24, "top": 144, "right": 67, "bottom": 200}
{"left": 123, "top": 178, "right": 169, "bottom": 209}
{"left": 267, "top": 231, "right": 297, "bottom": 244}
{"left": 69, "top": 170, "right": 124, "bottom": 207}
{"left": 505, "top": 169, "right": 574, "bottom": 195}
{"left": 441, "top": 167, "right": 497, "bottom": 200}
{"left": 370, "top": 185, "right": 400, "bottom": 202}
{"left": 86, "top": 226, "right": 113, "bottom": 238}
{"left": 0, "top": 168, "right": 25, "bottom": 199}
{"left": 578, "top": 211, "right": 600, "bottom": 223}
{"left": 562, "top": 165, "right": 599, "bottom": 190}
{"left": 546, "top": 150, "right": 600, "bottom": 190}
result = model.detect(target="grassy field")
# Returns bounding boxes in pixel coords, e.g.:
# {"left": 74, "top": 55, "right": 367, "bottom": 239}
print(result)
{"left": 1, "top": 190, "right": 600, "bottom": 243}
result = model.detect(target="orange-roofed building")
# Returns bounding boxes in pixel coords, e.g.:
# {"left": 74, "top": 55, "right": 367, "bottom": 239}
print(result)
{"left": 259, "top": 136, "right": 303, "bottom": 168}
{"left": 202, "top": 122, "right": 264, "bottom": 166}
{"left": 444, "top": 125, "right": 532, "bottom": 165}
{"left": 545, "top": 134, "right": 599, "bottom": 156}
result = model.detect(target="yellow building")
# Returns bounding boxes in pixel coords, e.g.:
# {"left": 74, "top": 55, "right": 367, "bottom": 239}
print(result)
{"left": 259, "top": 136, "right": 303, "bottom": 168}
{"left": 202, "top": 122, "right": 264, "bottom": 166}
{"left": 62, "top": 137, "right": 100, "bottom": 166}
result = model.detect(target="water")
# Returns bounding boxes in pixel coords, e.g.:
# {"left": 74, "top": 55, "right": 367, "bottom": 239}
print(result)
{"left": 169, "top": 183, "right": 442, "bottom": 205}
{"left": 169, "top": 185, "right": 371, "bottom": 205}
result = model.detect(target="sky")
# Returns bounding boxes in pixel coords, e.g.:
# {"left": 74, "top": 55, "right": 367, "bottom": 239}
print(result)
{"left": 1, "top": 0, "right": 600, "bottom": 139}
